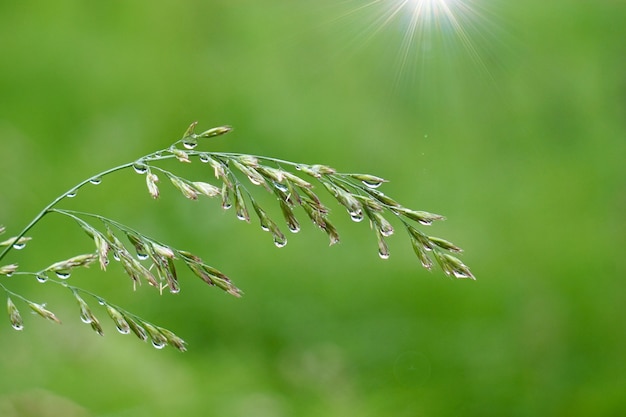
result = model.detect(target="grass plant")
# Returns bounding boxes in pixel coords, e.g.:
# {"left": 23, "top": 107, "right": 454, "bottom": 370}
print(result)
{"left": 0, "top": 122, "right": 473, "bottom": 351}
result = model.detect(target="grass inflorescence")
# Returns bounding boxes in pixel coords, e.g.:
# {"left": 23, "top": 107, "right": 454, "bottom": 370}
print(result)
{"left": 0, "top": 122, "right": 474, "bottom": 350}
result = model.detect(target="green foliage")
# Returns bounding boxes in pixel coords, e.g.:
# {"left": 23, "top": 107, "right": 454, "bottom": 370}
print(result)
{"left": 0, "top": 123, "right": 472, "bottom": 350}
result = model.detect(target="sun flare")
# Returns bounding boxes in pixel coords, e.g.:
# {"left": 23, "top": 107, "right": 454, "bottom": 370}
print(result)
{"left": 331, "top": 0, "right": 495, "bottom": 83}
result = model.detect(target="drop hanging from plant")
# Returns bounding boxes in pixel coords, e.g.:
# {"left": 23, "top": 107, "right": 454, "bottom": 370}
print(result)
{"left": 0, "top": 122, "right": 474, "bottom": 350}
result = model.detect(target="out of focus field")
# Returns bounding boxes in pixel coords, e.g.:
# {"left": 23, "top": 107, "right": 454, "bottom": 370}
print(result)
{"left": 0, "top": 1, "right": 624, "bottom": 416}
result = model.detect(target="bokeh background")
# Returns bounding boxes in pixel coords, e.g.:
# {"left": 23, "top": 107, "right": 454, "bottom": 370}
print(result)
{"left": 1, "top": 1, "right": 624, "bottom": 416}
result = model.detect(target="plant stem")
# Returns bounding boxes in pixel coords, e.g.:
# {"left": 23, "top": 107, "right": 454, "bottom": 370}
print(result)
{"left": 0, "top": 162, "right": 138, "bottom": 263}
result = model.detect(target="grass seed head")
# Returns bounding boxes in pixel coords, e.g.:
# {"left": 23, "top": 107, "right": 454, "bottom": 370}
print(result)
{"left": 0, "top": 263, "right": 18, "bottom": 276}
{"left": 28, "top": 303, "right": 61, "bottom": 324}
{"left": 146, "top": 172, "right": 160, "bottom": 199}
{"left": 170, "top": 176, "right": 198, "bottom": 200}
{"left": 198, "top": 125, "right": 232, "bottom": 138}
{"left": 7, "top": 297, "right": 24, "bottom": 331}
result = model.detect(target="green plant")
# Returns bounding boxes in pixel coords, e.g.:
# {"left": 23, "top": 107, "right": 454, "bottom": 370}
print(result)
{"left": 0, "top": 122, "right": 474, "bottom": 351}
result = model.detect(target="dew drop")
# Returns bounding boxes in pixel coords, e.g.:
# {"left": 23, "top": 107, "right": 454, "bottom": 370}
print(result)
{"left": 12, "top": 323, "right": 24, "bottom": 331}
{"left": 420, "top": 260, "right": 433, "bottom": 270}
{"left": 182, "top": 140, "right": 198, "bottom": 150}
{"left": 260, "top": 223, "right": 270, "bottom": 232}
{"left": 273, "top": 237, "right": 287, "bottom": 248}
{"left": 349, "top": 210, "right": 364, "bottom": 222}
{"left": 116, "top": 326, "right": 131, "bottom": 335}
{"left": 295, "top": 165, "right": 302, "bottom": 171}
{"left": 65, "top": 191, "right": 77, "bottom": 198}
{"left": 222, "top": 194, "right": 232, "bottom": 210}
{"left": 380, "top": 227, "right": 394, "bottom": 237}
{"left": 113, "top": 252, "right": 121, "bottom": 261}
{"left": 5, "top": 272, "right": 13, "bottom": 278}
{"left": 137, "top": 252, "right": 149, "bottom": 261}
{"left": 80, "top": 313, "right": 92, "bottom": 324}
{"left": 36, "top": 274, "right": 48, "bottom": 283}
{"left": 169, "top": 286, "right": 181, "bottom": 294}
{"left": 288, "top": 224, "right": 300, "bottom": 233}
{"left": 153, "top": 151, "right": 163, "bottom": 158}
{"left": 362, "top": 180, "right": 383, "bottom": 189}
{"left": 453, "top": 270, "right": 472, "bottom": 279}
{"left": 12, "top": 242, "right": 26, "bottom": 250}
{"left": 133, "top": 163, "right": 148, "bottom": 174}
{"left": 89, "top": 177, "right": 102, "bottom": 185}
{"left": 152, "top": 340, "right": 166, "bottom": 349}
{"left": 199, "top": 153, "right": 210, "bottom": 163}
{"left": 55, "top": 270, "right": 71, "bottom": 279}
{"left": 236, "top": 213, "right": 247, "bottom": 221}
{"left": 378, "top": 251, "right": 390, "bottom": 260}
{"left": 418, "top": 220, "right": 433, "bottom": 226}
{"left": 274, "top": 183, "right": 288, "bottom": 192}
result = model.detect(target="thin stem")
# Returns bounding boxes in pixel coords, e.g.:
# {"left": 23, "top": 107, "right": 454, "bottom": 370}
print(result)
{"left": 0, "top": 281, "right": 33, "bottom": 303}
{"left": 0, "top": 161, "right": 140, "bottom": 263}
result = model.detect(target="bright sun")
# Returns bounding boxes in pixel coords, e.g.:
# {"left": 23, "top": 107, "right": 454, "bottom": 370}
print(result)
{"left": 331, "top": 0, "right": 493, "bottom": 83}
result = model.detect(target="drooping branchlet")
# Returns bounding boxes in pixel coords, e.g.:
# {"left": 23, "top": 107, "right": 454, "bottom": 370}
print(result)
{"left": 0, "top": 122, "right": 474, "bottom": 351}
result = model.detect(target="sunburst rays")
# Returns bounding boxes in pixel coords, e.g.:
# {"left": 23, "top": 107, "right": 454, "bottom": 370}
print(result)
{"left": 327, "top": 0, "right": 497, "bottom": 86}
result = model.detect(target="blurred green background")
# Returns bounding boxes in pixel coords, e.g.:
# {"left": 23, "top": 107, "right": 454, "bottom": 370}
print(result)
{"left": 1, "top": 0, "right": 624, "bottom": 416}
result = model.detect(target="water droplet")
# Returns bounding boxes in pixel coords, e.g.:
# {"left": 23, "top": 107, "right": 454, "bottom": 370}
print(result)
{"left": 12, "top": 323, "right": 24, "bottom": 331}
{"left": 260, "top": 223, "right": 270, "bottom": 232}
{"left": 380, "top": 227, "right": 394, "bottom": 237}
{"left": 182, "top": 139, "right": 198, "bottom": 150}
{"left": 362, "top": 180, "right": 383, "bottom": 189}
{"left": 418, "top": 220, "right": 433, "bottom": 226}
{"left": 89, "top": 177, "right": 102, "bottom": 185}
{"left": 236, "top": 212, "right": 247, "bottom": 221}
{"left": 274, "top": 183, "right": 288, "bottom": 192}
{"left": 349, "top": 210, "right": 364, "bottom": 222}
{"left": 12, "top": 242, "right": 26, "bottom": 250}
{"left": 420, "top": 259, "right": 433, "bottom": 270}
{"left": 273, "top": 237, "right": 287, "bottom": 248}
{"left": 116, "top": 326, "right": 130, "bottom": 335}
{"left": 152, "top": 340, "right": 166, "bottom": 349}
{"left": 133, "top": 163, "right": 148, "bottom": 174}
{"left": 55, "top": 270, "right": 71, "bottom": 279}
{"left": 5, "top": 272, "right": 13, "bottom": 278}
{"left": 153, "top": 151, "right": 163, "bottom": 158}
{"left": 113, "top": 252, "right": 121, "bottom": 261}
{"left": 36, "top": 274, "right": 48, "bottom": 283}
{"left": 80, "top": 312, "right": 92, "bottom": 324}
{"left": 199, "top": 153, "right": 210, "bottom": 163}
{"left": 137, "top": 252, "right": 149, "bottom": 261}
{"left": 169, "top": 286, "right": 181, "bottom": 294}
{"left": 295, "top": 165, "right": 302, "bottom": 171}
{"left": 453, "top": 270, "right": 471, "bottom": 279}
{"left": 97, "top": 299, "right": 106, "bottom": 305}
{"left": 222, "top": 193, "right": 232, "bottom": 210}
{"left": 65, "top": 191, "right": 77, "bottom": 198}
{"left": 288, "top": 224, "right": 300, "bottom": 233}
{"left": 378, "top": 250, "right": 390, "bottom": 260}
